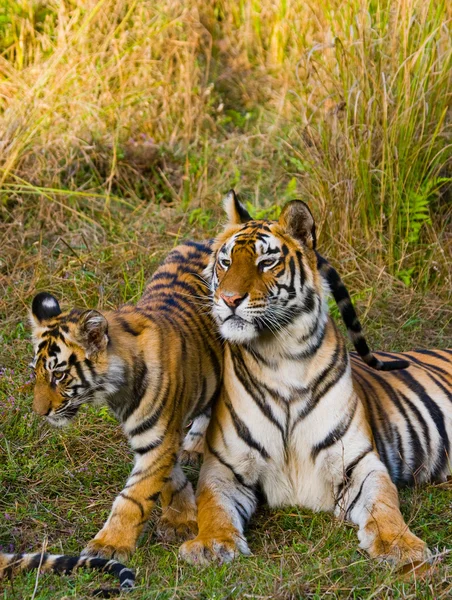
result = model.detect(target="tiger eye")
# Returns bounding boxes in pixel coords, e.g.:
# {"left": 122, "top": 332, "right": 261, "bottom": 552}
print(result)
{"left": 52, "top": 371, "right": 66, "bottom": 382}
{"left": 259, "top": 259, "right": 279, "bottom": 270}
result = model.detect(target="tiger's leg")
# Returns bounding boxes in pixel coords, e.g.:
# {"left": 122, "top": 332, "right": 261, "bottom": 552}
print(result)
{"left": 82, "top": 432, "right": 180, "bottom": 562}
{"left": 336, "top": 451, "right": 430, "bottom": 566}
{"left": 157, "top": 461, "right": 198, "bottom": 542}
{"left": 179, "top": 445, "right": 258, "bottom": 565}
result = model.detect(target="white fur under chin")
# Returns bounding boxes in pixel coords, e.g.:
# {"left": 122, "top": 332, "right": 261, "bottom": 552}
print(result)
{"left": 46, "top": 415, "right": 72, "bottom": 428}
{"left": 220, "top": 318, "right": 258, "bottom": 343}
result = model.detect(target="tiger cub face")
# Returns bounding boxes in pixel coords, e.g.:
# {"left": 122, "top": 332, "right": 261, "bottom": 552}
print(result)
{"left": 29, "top": 293, "right": 119, "bottom": 427}
{"left": 208, "top": 191, "right": 323, "bottom": 344}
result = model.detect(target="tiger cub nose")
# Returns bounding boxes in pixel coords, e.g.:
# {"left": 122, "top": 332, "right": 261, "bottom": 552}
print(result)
{"left": 220, "top": 292, "right": 247, "bottom": 308}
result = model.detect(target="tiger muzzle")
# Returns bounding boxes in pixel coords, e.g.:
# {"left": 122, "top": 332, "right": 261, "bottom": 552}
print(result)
{"left": 220, "top": 291, "right": 248, "bottom": 310}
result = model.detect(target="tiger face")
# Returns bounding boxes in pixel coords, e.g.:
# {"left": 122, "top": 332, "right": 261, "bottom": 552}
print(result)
{"left": 208, "top": 191, "right": 323, "bottom": 344}
{"left": 29, "top": 293, "right": 116, "bottom": 427}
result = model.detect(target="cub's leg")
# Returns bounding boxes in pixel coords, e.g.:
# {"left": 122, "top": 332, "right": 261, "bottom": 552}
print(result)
{"left": 157, "top": 461, "right": 198, "bottom": 542}
{"left": 82, "top": 431, "right": 180, "bottom": 562}
{"left": 179, "top": 445, "right": 258, "bottom": 565}
{"left": 336, "top": 451, "right": 430, "bottom": 566}
{"left": 180, "top": 411, "right": 211, "bottom": 465}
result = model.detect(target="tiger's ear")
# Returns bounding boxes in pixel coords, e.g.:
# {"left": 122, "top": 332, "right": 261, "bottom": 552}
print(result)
{"left": 223, "top": 189, "right": 251, "bottom": 224}
{"left": 30, "top": 292, "right": 62, "bottom": 327}
{"left": 279, "top": 200, "right": 317, "bottom": 250}
{"left": 77, "top": 310, "right": 108, "bottom": 356}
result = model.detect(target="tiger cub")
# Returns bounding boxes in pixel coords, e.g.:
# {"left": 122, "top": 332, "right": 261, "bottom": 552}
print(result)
{"left": 180, "top": 193, "right": 451, "bottom": 567}
{"left": 28, "top": 241, "right": 222, "bottom": 563}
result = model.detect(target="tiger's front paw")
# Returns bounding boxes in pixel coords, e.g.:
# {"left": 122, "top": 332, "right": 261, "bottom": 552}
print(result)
{"left": 82, "top": 534, "right": 134, "bottom": 563}
{"left": 361, "top": 527, "right": 431, "bottom": 568}
{"left": 179, "top": 534, "right": 250, "bottom": 566}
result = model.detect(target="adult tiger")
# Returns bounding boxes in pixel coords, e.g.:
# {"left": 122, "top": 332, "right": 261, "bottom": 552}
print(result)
{"left": 180, "top": 193, "right": 451, "bottom": 567}
{"left": 4, "top": 235, "right": 408, "bottom": 592}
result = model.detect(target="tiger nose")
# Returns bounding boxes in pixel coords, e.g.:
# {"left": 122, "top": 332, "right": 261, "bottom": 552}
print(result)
{"left": 33, "top": 384, "right": 52, "bottom": 416}
{"left": 33, "top": 394, "right": 51, "bottom": 416}
{"left": 220, "top": 292, "right": 247, "bottom": 308}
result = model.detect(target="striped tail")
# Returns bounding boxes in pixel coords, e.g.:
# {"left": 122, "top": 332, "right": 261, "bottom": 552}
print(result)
{"left": 316, "top": 253, "right": 409, "bottom": 371}
{"left": 0, "top": 552, "right": 134, "bottom": 597}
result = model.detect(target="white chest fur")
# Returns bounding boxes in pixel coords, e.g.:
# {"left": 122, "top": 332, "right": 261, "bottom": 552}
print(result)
{"left": 224, "top": 337, "right": 356, "bottom": 513}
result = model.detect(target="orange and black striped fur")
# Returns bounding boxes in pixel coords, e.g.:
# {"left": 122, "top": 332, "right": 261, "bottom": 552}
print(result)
{"left": 0, "top": 552, "right": 134, "bottom": 597}
{"left": 180, "top": 192, "right": 451, "bottom": 568}
{"left": 26, "top": 242, "right": 223, "bottom": 565}
{"left": 7, "top": 235, "right": 414, "bottom": 590}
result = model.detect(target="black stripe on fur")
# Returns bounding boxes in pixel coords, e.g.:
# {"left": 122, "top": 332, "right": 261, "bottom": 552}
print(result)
{"left": 316, "top": 252, "right": 409, "bottom": 371}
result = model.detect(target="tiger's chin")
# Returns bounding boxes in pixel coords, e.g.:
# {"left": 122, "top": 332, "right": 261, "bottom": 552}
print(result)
{"left": 220, "top": 316, "right": 258, "bottom": 344}
{"left": 46, "top": 408, "right": 80, "bottom": 428}
{"left": 46, "top": 416, "right": 73, "bottom": 428}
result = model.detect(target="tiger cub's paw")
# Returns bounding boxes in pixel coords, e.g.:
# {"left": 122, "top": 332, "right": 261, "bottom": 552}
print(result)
{"left": 158, "top": 481, "right": 198, "bottom": 542}
{"left": 82, "top": 537, "right": 133, "bottom": 563}
{"left": 157, "top": 516, "right": 198, "bottom": 543}
{"left": 179, "top": 534, "right": 250, "bottom": 566}
{"left": 181, "top": 421, "right": 205, "bottom": 466}
{"left": 179, "top": 449, "right": 202, "bottom": 467}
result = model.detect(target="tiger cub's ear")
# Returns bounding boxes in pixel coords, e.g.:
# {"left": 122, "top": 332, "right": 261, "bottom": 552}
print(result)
{"left": 223, "top": 189, "right": 251, "bottom": 224}
{"left": 279, "top": 200, "right": 317, "bottom": 250}
{"left": 30, "top": 292, "right": 62, "bottom": 327}
{"left": 77, "top": 310, "right": 108, "bottom": 356}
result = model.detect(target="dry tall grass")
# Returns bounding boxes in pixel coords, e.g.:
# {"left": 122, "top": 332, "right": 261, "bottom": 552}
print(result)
{"left": 0, "top": 0, "right": 451, "bottom": 310}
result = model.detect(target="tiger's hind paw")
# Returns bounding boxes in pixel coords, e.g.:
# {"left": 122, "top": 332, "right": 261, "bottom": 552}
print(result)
{"left": 384, "top": 540, "right": 432, "bottom": 569}
{"left": 181, "top": 419, "right": 206, "bottom": 463}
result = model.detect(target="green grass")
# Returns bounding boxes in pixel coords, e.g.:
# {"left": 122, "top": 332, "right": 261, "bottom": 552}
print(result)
{"left": 0, "top": 0, "right": 451, "bottom": 598}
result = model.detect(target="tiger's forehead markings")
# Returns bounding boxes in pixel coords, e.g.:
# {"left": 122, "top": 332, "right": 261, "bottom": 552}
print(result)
{"left": 35, "top": 336, "right": 72, "bottom": 371}
{"left": 36, "top": 347, "right": 72, "bottom": 372}
{"left": 225, "top": 222, "right": 281, "bottom": 256}
{"left": 34, "top": 319, "right": 78, "bottom": 372}
{"left": 231, "top": 233, "right": 283, "bottom": 259}
{"left": 38, "top": 310, "right": 80, "bottom": 340}
{"left": 39, "top": 324, "right": 70, "bottom": 347}
{"left": 255, "top": 235, "right": 282, "bottom": 256}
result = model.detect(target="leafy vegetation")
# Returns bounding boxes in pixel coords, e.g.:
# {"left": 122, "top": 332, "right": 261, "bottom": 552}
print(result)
{"left": 0, "top": 0, "right": 451, "bottom": 598}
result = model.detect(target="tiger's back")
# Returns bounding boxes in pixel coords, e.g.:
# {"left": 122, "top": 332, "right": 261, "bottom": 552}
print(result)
{"left": 104, "top": 240, "right": 222, "bottom": 426}
{"left": 141, "top": 240, "right": 223, "bottom": 416}
{"left": 351, "top": 348, "right": 452, "bottom": 485}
